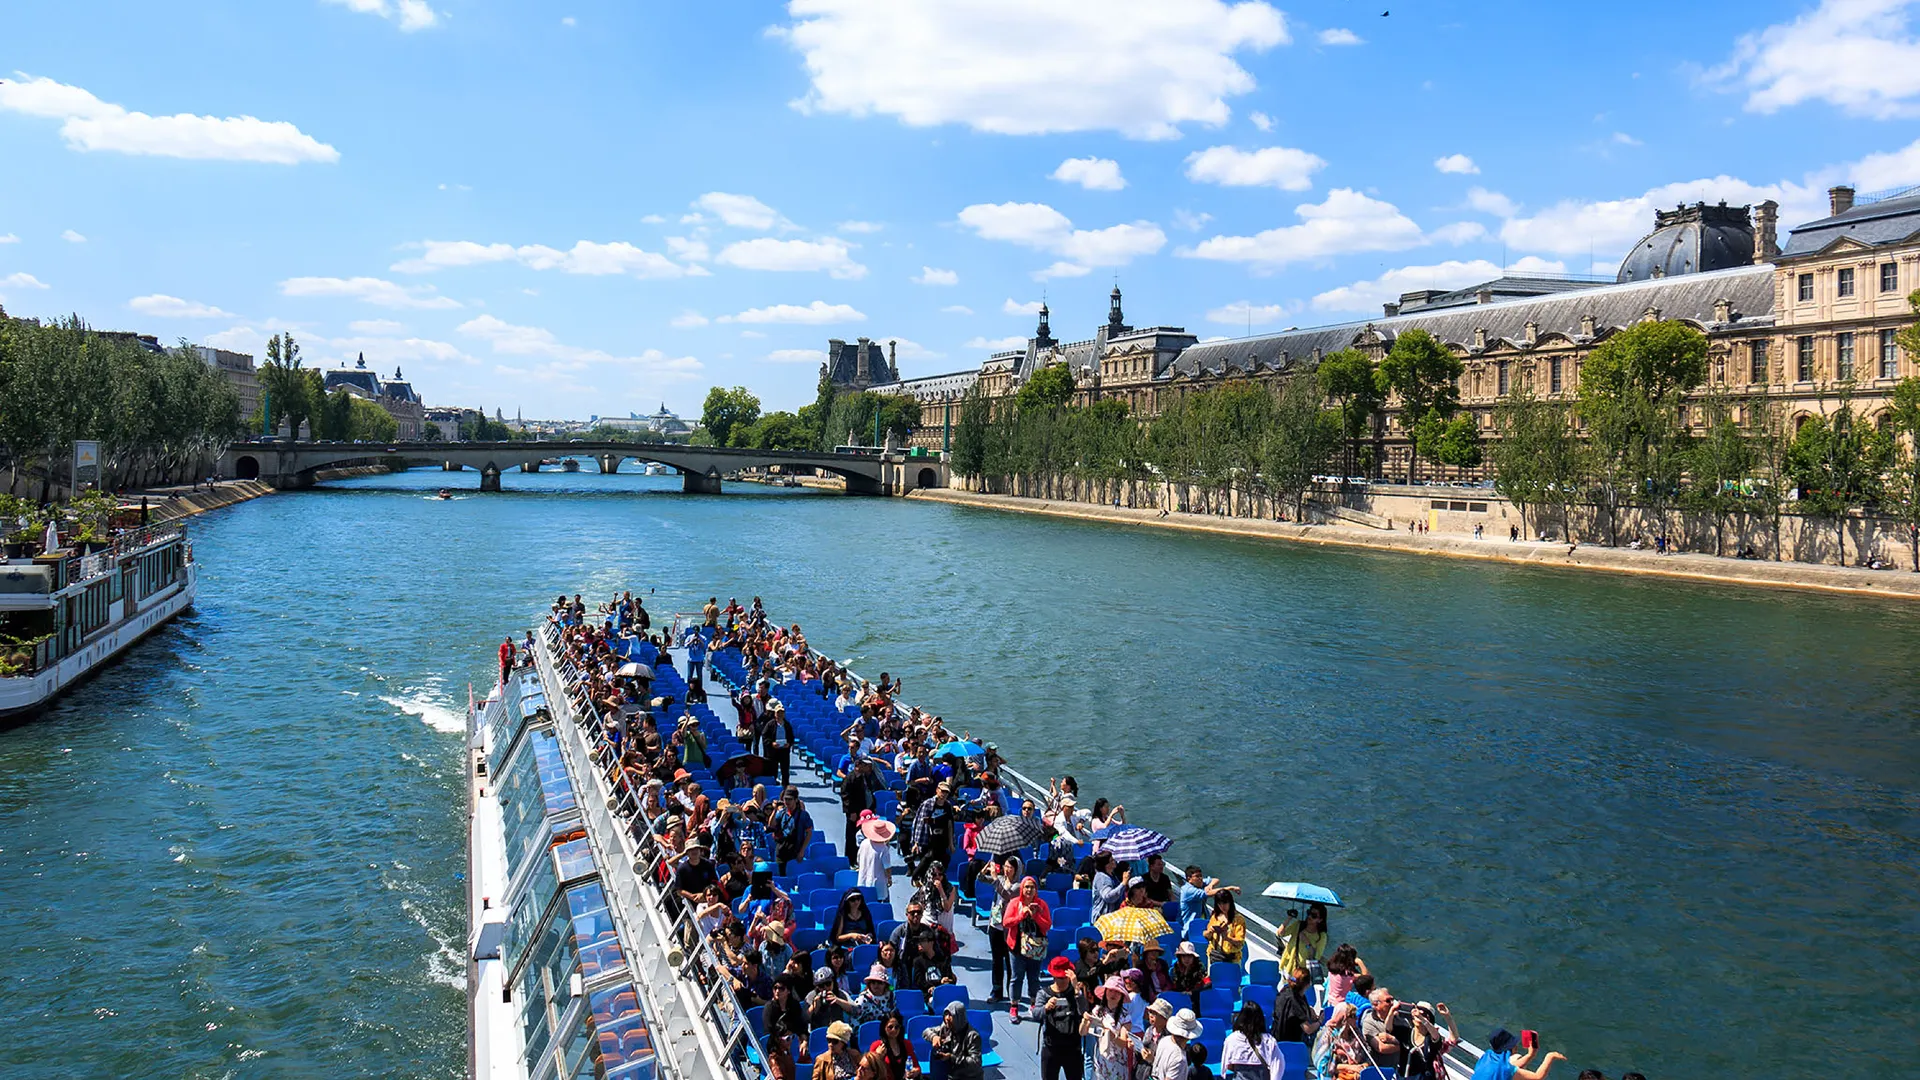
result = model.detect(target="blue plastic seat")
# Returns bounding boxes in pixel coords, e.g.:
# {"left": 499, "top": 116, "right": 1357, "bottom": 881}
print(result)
{"left": 1355, "top": 1069, "right": 1395, "bottom": 1080}
{"left": 1197, "top": 988, "right": 1237, "bottom": 1017}
{"left": 966, "top": 1010, "right": 1003, "bottom": 1068}
{"left": 858, "top": 1021, "right": 882, "bottom": 1048}
{"left": 1276, "top": 1041, "right": 1309, "bottom": 1080}
{"left": 850, "top": 943, "right": 879, "bottom": 971}
{"left": 928, "top": 983, "right": 969, "bottom": 1014}
{"left": 1209, "top": 961, "right": 1242, "bottom": 989}
{"left": 1065, "top": 888, "right": 1092, "bottom": 909}
{"left": 1045, "top": 927, "right": 1072, "bottom": 959}
{"left": 809, "top": 1026, "right": 832, "bottom": 1058}
{"left": 1248, "top": 959, "right": 1280, "bottom": 986}
{"left": 1240, "top": 984, "right": 1276, "bottom": 1016}
{"left": 799, "top": 874, "right": 832, "bottom": 898}
{"left": 793, "top": 927, "right": 828, "bottom": 953}
{"left": 834, "top": 869, "right": 859, "bottom": 889}
{"left": 906, "top": 1015, "right": 940, "bottom": 1041}
{"left": 895, "top": 988, "right": 926, "bottom": 1017}
{"left": 746, "top": 1006, "right": 766, "bottom": 1035}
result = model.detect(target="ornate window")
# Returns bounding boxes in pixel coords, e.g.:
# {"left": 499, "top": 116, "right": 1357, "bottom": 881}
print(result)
{"left": 1797, "top": 336, "right": 1815, "bottom": 382}
{"left": 1749, "top": 341, "right": 1768, "bottom": 384}
{"left": 1882, "top": 329, "right": 1899, "bottom": 380}
{"left": 1797, "top": 273, "right": 1814, "bottom": 302}
{"left": 1549, "top": 357, "right": 1563, "bottom": 394}
{"left": 1882, "top": 263, "right": 1900, "bottom": 293}
{"left": 1837, "top": 332, "right": 1855, "bottom": 380}
{"left": 1837, "top": 267, "right": 1855, "bottom": 298}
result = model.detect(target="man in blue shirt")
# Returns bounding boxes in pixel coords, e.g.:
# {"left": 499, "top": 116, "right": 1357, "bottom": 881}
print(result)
{"left": 1177, "top": 864, "right": 1238, "bottom": 940}
{"left": 769, "top": 785, "right": 814, "bottom": 875}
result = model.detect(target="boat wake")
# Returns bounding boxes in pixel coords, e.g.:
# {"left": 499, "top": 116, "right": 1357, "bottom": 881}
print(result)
{"left": 380, "top": 693, "right": 464, "bottom": 734}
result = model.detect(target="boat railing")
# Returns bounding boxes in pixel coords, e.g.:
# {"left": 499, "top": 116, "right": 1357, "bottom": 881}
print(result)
{"left": 538, "top": 623, "right": 770, "bottom": 1080}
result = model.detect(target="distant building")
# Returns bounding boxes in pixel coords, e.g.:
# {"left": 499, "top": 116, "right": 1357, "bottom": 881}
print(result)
{"left": 583, "top": 404, "right": 692, "bottom": 437}
{"left": 190, "top": 345, "right": 263, "bottom": 429}
{"left": 322, "top": 354, "right": 426, "bottom": 439}
{"left": 823, "top": 337, "right": 900, "bottom": 392}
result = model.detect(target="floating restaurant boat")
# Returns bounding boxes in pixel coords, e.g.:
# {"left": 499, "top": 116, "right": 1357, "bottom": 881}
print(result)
{"left": 0, "top": 525, "right": 196, "bottom": 720}
{"left": 466, "top": 604, "right": 1491, "bottom": 1080}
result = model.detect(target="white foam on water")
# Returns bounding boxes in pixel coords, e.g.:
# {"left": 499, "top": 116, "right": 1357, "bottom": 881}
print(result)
{"left": 402, "top": 897, "right": 469, "bottom": 991}
{"left": 380, "top": 693, "right": 464, "bottom": 734}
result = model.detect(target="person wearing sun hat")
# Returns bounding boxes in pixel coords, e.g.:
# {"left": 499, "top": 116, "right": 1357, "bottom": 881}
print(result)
{"left": 813, "top": 1021, "right": 860, "bottom": 1080}
{"left": 1087, "top": 976, "right": 1141, "bottom": 1080}
{"left": 853, "top": 963, "right": 896, "bottom": 1023}
{"left": 855, "top": 809, "right": 898, "bottom": 891}
{"left": 1016, "top": 955, "right": 1086, "bottom": 1080}
{"left": 1469, "top": 1028, "right": 1565, "bottom": 1080}
{"left": 1154, "top": 1008, "right": 1201, "bottom": 1080}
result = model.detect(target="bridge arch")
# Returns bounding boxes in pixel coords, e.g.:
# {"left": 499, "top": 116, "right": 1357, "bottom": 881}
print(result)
{"left": 234, "top": 455, "right": 261, "bottom": 480}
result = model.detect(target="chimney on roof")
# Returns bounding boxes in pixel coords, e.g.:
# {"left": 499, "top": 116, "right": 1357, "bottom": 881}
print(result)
{"left": 1523, "top": 320, "right": 1538, "bottom": 345}
{"left": 1382, "top": 301, "right": 1401, "bottom": 317}
{"left": 1580, "top": 313, "right": 1598, "bottom": 337}
{"left": 1754, "top": 200, "right": 1779, "bottom": 263}
{"left": 1830, "top": 186, "right": 1855, "bottom": 216}
{"left": 1475, "top": 287, "right": 1493, "bottom": 305}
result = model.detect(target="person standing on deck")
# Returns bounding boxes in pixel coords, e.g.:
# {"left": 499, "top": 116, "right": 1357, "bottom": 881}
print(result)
{"left": 1004, "top": 876, "right": 1053, "bottom": 1011}
{"left": 762, "top": 701, "right": 795, "bottom": 786}
{"left": 1179, "top": 866, "right": 1238, "bottom": 941}
{"left": 770, "top": 785, "right": 814, "bottom": 875}
{"left": 704, "top": 596, "right": 720, "bottom": 631}
{"left": 855, "top": 811, "right": 896, "bottom": 891}
{"left": 841, "top": 757, "right": 882, "bottom": 865}
{"left": 498, "top": 636, "right": 515, "bottom": 685}
{"left": 1021, "top": 956, "right": 1086, "bottom": 1080}
{"left": 908, "top": 781, "right": 957, "bottom": 881}
{"left": 1090, "top": 853, "right": 1130, "bottom": 921}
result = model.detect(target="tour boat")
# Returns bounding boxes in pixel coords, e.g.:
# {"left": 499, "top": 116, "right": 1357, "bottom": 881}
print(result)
{"left": 466, "top": 608, "right": 1492, "bottom": 1080}
{"left": 643, "top": 463, "right": 668, "bottom": 476}
{"left": 0, "top": 525, "right": 196, "bottom": 721}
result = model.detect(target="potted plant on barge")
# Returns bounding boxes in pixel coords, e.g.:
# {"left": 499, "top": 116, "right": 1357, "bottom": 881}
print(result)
{"left": 0, "top": 495, "right": 47, "bottom": 558}
{"left": 65, "top": 490, "right": 119, "bottom": 553}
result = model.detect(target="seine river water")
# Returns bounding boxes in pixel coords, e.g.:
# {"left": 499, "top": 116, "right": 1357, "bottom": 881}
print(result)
{"left": 3, "top": 467, "right": 1917, "bottom": 1079}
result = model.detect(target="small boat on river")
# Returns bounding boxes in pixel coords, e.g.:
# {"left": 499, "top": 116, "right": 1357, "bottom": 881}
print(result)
{"left": 0, "top": 525, "right": 196, "bottom": 721}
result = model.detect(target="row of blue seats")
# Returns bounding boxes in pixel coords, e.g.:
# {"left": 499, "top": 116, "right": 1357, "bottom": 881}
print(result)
{"left": 745, "top": 1007, "right": 1007, "bottom": 1074}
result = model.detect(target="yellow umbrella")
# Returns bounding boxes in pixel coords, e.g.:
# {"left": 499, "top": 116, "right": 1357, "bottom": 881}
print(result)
{"left": 1095, "top": 905, "right": 1172, "bottom": 945}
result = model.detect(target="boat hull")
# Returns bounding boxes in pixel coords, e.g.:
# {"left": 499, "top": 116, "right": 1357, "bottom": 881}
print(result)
{"left": 0, "top": 566, "right": 197, "bottom": 721}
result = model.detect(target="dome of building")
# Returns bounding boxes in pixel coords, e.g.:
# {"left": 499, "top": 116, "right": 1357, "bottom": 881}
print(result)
{"left": 1616, "top": 202, "right": 1757, "bottom": 283}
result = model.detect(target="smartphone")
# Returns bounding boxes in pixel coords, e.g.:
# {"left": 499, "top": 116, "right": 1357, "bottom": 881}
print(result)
{"left": 1521, "top": 1030, "right": 1538, "bottom": 1051}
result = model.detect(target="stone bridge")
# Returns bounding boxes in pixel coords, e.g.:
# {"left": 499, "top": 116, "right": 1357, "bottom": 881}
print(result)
{"left": 219, "top": 440, "right": 948, "bottom": 496}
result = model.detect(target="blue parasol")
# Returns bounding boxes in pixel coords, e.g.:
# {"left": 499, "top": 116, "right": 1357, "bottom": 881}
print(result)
{"left": 934, "top": 740, "right": 985, "bottom": 759}
{"left": 1100, "top": 826, "right": 1173, "bottom": 861}
{"left": 1261, "top": 881, "right": 1343, "bottom": 908}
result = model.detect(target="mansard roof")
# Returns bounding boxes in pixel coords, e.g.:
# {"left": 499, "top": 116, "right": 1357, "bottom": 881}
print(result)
{"left": 1780, "top": 188, "right": 1920, "bottom": 258}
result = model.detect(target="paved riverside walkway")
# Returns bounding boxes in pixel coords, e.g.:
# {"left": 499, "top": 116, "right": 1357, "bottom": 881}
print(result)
{"left": 912, "top": 488, "right": 1920, "bottom": 602}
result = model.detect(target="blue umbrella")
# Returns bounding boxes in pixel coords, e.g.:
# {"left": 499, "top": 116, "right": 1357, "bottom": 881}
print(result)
{"left": 1261, "top": 881, "right": 1343, "bottom": 908}
{"left": 1100, "top": 826, "right": 1173, "bottom": 861}
{"left": 934, "top": 740, "right": 985, "bottom": 759}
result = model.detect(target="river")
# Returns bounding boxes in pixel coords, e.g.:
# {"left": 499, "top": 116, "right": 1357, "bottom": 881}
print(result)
{"left": 1, "top": 466, "right": 1915, "bottom": 1079}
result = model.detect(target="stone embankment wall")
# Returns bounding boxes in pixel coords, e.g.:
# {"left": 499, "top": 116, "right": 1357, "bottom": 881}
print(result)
{"left": 148, "top": 480, "right": 276, "bottom": 522}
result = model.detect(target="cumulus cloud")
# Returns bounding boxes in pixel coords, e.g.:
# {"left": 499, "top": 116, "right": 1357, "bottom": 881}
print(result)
{"left": 1184, "top": 144, "right": 1325, "bottom": 190}
{"left": 715, "top": 237, "right": 867, "bottom": 279}
{"left": 1466, "top": 187, "right": 1519, "bottom": 217}
{"left": 670, "top": 311, "right": 710, "bottom": 328}
{"left": 1182, "top": 188, "right": 1426, "bottom": 269}
{"left": 457, "top": 314, "right": 702, "bottom": 378}
{"left": 1052, "top": 156, "right": 1127, "bottom": 190}
{"left": 1311, "top": 256, "right": 1567, "bottom": 313}
{"left": 967, "top": 335, "right": 1030, "bottom": 351}
{"left": 280, "top": 276, "right": 462, "bottom": 309}
{"left": 0, "top": 73, "right": 339, "bottom": 163}
{"left": 767, "top": 348, "right": 830, "bottom": 364}
{"left": 941, "top": 304, "right": 975, "bottom": 315}
{"left": 1033, "top": 261, "right": 1092, "bottom": 280}
{"left": 1, "top": 272, "right": 49, "bottom": 289}
{"left": 839, "top": 220, "right": 884, "bottom": 233}
{"left": 1206, "top": 301, "right": 1290, "bottom": 326}
{"left": 1499, "top": 175, "right": 1826, "bottom": 257}
{"left": 666, "top": 236, "right": 711, "bottom": 263}
{"left": 1434, "top": 153, "right": 1478, "bottom": 175}
{"left": 323, "top": 0, "right": 440, "bottom": 31}
{"left": 913, "top": 266, "right": 959, "bottom": 286}
{"left": 1709, "top": 0, "right": 1920, "bottom": 119}
{"left": 692, "top": 192, "right": 789, "bottom": 230}
{"left": 640, "top": 214, "right": 666, "bottom": 224}
{"left": 311, "top": 332, "right": 476, "bottom": 368}
{"left": 717, "top": 300, "right": 865, "bottom": 324}
{"left": 957, "top": 201, "right": 1165, "bottom": 279}
{"left": 61, "top": 229, "right": 87, "bottom": 243}
{"left": 1173, "top": 209, "right": 1213, "bottom": 231}
{"left": 391, "top": 239, "right": 687, "bottom": 278}
{"left": 1317, "top": 27, "right": 1362, "bottom": 45}
{"left": 1428, "top": 221, "right": 1488, "bottom": 245}
{"left": 1004, "top": 298, "right": 1044, "bottom": 315}
{"left": 129, "top": 294, "right": 232, "bottom": 318}
{"left": 777, "top": 0, "right": 1288, "bottom": 140}
{"left": 1249, "top": 111, "right": 1273, "bottom": 131}
{"left": 0, "top": 233, "right": 18, "bottom": 243}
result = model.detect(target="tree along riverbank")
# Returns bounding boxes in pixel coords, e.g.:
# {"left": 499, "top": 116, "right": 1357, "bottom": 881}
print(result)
{"left": 911, "top": 487, "right": 1920, "bottom": 601}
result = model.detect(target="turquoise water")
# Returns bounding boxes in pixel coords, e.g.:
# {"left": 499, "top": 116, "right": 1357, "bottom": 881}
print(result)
{"left": 2, "top": 467, "right": 1916, "bottom": 1078}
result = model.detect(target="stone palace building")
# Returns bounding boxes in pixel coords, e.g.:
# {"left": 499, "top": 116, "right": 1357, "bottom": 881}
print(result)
{"left": 847, "top": 184, "right": 1920, "bottom": 476}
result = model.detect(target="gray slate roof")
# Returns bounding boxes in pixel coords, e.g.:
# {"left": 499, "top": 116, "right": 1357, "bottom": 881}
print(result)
{"left": 1781, "top": 190, "right": 1920, "bottom": 257}
{"left": 1168, "top": 263, "right": 1775, "bottom": 379}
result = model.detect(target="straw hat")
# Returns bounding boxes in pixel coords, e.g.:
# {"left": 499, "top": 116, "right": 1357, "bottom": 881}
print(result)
{"left": 1147, "top": 997, "right": 1175, "bottom": 1020}
{"left": 1168, "top": 1012, "right": 1201, "bottom": 1040}
{"left": 827, "top": 1022, "right": 854, "bottom": 1045}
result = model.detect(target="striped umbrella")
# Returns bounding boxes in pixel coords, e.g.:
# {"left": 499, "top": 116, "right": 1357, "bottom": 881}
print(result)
{"left": 975, "top": 813, "right": 1048, "bottom": 856}
{"left": 1099, "top": 826, "right": 1173, "bottom": 862}
{"left": 1095, "top": 905, "right": 1173, "bottom": 945}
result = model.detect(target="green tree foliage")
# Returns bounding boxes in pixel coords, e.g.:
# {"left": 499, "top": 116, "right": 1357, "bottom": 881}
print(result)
{"left": 798, "top": 371, "right": 836, "bottom": 451}
{"left": 1491, "top": 387, "right": 1582, "bottom": 540}
{"left": 257, "top": 332, "right": 321, "bottom": 436}
{"left": 1682, "top": 387, "right": 1758, "bottom": 556}
{"left": 1016, "top": 362, "right": 1076, "bottom": 412}
{"left": 1787, "top": 386, "right": 1891, "bottom": 565}
{"left": 0, "top": 317, "right": 241, "bottom": 495}
{"left": 822, "top": 390, "right": 919, "bottom": 448}
{"left": 1576, "top": 319, "right": 1709, "bottom": 543}
{"left": 464, "top": 410, "right": 515, "bottom": 441}
{"left": 1377, "top": 329, "right": 1464, "bottom": 483}
{"left": 1263, "top": 376, "right": 1343, "bottom": 518}
{"left": 701, "top": 386, "right": 761, "bottom": 448}
{"left": 951, "top": 386, "right": 992, "bottom": 478}
{"left": 1882, "top": 377, "right": 1920, "bottom": 570}
{"left": 736, "top": 410, "right": 815, "bottom": 450}
{"left": 1317, "top": 348, "right": 1383, "bottom": 478}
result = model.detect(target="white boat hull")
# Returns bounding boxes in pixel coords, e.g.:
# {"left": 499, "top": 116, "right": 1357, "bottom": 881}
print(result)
{"left": 0, "top": 566, "right": 197, "bottom": 719}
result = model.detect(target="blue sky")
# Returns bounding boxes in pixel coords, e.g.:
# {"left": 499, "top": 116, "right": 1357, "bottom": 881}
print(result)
{"left": 3, "top": 0, "right": 1920, "bottom": 420}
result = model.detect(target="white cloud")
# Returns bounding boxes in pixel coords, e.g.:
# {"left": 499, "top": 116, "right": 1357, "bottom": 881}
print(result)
{"left": 957, "top": 201, "right": 1166, "bottom": 274}
{"left": 390, "top": 239, "right": 687, "bottom": 278}
{"left": 323, "top": 0, "right": 440, "bottom": 32}
{"left": 1434, "top": 153, "right": 1479, "bottom": 175}
{"left": 61, "top": 229, "right": 86, "bottom": 243}
{"left": 777, "top": 0, "right": 1289, "bottom": 140}
{"left": 1317, "top": 27, "right": 1362, "bottom": 45}
{"left": 313, "top": 333, "right": 476, "bottom": 368}
{"left": 1612, "top": 131, "right": 1642, "bottom": 146}
{"left": 839, "top": 220, "right": 884, "bottom": 233}
{"left": 457, "top": 314, "right": 702, "bottom": 378}
{"left": 739, "top": 330, "right": 767, "bottom": 339}
{"left": 1, "top": 272, "right": 49, "bottom": 289}
{"left": 1310, "top": 256, "right": 1566, "bottom": 313}
{"left": 279, "top": 276, "right": 462, "bottom": 310}
{"left": 1004, "top": 298, "right": 1044, "bottom": 315}
{"left": 1182, "top": 188, "right": 1426, "bottom": 268}
{"left": 1428, "top": 221, "right": 1488, "bottom": 245}
{"left": 670, "top": 310, "right": 711, "bottom": 328}
{"left": 129, "top": 294, "right": 231, "bottom": 318}
{"left": 715, "top": 237, "right": 867, "bottom": 278}
{"left": 1466, "top": 187, "right": 1518, "bottom": 217}
{"left": 941, "top": 304, "right": 975, "bottom": 315}
{"left": 198, "top": 318, "right": 308, "bottom": 357}
{"left": 1710, "top": 0, "right": 1920, "bottom": 119}
{"left": 640, "top": 213, "right": 666, "bottom": 224}
{"left": 349, "top": 319, "right": 407, "bottom": 334}
{"left": 0, "top": 233, "right": 18, "bottom": 243}
{"left": 1034, "top": 261, "right": 1092, "bottom": 280}
{"left": 561, "top": 15, "right": 577, "bottom": 26}
{"left": 1184, "top": 144, "right": 1326, "bottom": 190}
{"left": 1849, "top": 135, "right": 1920, "bottom": 189}
{"left": 692, "top": 192, "right": 789, "bottom": 230}
{"left": 1499, "top": 175, "right": 1826, "bottom": 257}
{"left": 768, "top": 348, "right": 829, "bottom": 364}
{"left": 1249, "top": 111, "right": 1273, "bottom": 131}
{"left": 878, "top": 336, "right": 941, "bottom": 361}
{"left": 1173, "top": 209, "right": 1213, "bottom": 231}
{"left": 967, "top": 335, "right": 1030, "bottom": 351}
{"left": 1206, "top": 301, "right": 1289, "bottom": 326}
{"left": 666, "top": 236, "right": 711, "bottom": 262}
{"left": 913, "top": 266, "right": 959, "bottom": 286}
{"left": 0, "top": 74, "right": 339, "bottom": 163}
{"left": 1052, "top": 156, "right": 1127, "bottom": 191}
{"left": 718, "top": 300, "right": 866, "bottom": 325}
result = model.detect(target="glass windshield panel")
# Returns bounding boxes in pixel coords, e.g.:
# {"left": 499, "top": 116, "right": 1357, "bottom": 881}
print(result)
{"left": 503, "top": 731, "right": 580, "bottom": 883}
{"left": 535, "top": 733, "right": 577, "bottom": 815}
{"left": 505, "top": 855, "right": 560, "bottom": 976}
{"left": 568, "top": 882, "right": 625, "bottom": 980}
{"left": 517, "top": 889, "right": 580, "bottom": 1070}
{"left": 552, "top": 836, "right": 595, "bottom": 883}
{"left": 587, "top": 982, "right": 656, "bottom": 1080}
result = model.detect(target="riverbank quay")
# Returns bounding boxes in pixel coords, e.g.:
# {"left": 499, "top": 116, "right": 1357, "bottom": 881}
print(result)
{"left": 911, "top": 487, "right": 1920, "bottom": 601}
{"left": 140, "top": 479, "right": 275, "bottom": 522}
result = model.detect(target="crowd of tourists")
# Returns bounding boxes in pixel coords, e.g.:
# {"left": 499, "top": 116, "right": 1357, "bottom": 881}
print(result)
{"left": 538, "top": 591, "right": 1637, "bottom": 1080}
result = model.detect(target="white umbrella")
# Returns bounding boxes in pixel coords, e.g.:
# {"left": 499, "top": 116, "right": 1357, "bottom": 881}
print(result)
{"left": 617, "top": 661, "right": 653, "bottom": 679}
{"left": 43, "top": 520, "right": 58, "bottom": 552}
